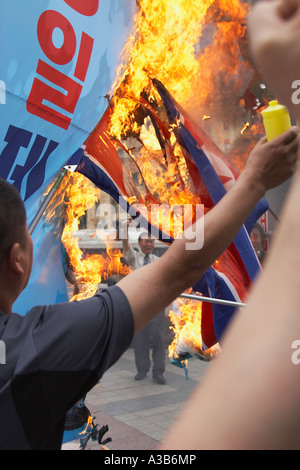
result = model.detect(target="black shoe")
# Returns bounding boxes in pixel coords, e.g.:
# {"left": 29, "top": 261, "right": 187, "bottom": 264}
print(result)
{"left": 153, "top": 375, "right": 166, "bottom": 385}
{"left": 135, "top": 372, "right": 147, "bottom": 381}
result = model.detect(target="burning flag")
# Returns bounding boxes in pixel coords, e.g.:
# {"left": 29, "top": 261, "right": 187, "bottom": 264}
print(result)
{"left": 154, "top": 80, "right": 268, "bottom": 350}
{"left": 74, "top": 79, "right": 268, "bottom": 360}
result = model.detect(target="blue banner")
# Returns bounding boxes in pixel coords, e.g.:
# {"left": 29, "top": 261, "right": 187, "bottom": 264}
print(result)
{"left": 0, "top": 0, "right": 137, "bottom": 209}
{"left": 0, "top": 0, "right": 137, "bottom": 315}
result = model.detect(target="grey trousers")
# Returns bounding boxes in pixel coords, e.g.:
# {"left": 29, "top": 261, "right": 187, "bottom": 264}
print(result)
{"left": 133, "top": 310, "right": 166, "bottom": 377}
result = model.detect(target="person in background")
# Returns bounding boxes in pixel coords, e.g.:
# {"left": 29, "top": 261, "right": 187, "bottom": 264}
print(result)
{"left": 122, "top": 228, "right": 167, "bottom": 384}
{"left": 251, "top": 222, "right": 266, "bottom": 264}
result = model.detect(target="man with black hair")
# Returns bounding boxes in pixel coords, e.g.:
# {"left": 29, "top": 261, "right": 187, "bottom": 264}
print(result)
{"left": 251, "top": 222, "right": 266, "bottom": 264}
{"left": 0, "top": 127, "right": 299, "bottom": 449}
{"left": 0, "top": 182, "right": 32, "bottom": 305}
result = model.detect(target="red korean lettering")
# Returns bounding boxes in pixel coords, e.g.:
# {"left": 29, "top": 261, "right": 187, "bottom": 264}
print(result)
{"left": 26, "top": 60, "right": 82, "bottom": 130}
{"left": 74, "top": 32, "right": 94, "bottom": 82}
{"left": 29, "top": 7, "right": 95, "bottom": 129}
{"left": 64, "top": 0, "right": 99, "bottom": 16}
{"left": 37, "top": 10, "right": 77, "bottom": 65}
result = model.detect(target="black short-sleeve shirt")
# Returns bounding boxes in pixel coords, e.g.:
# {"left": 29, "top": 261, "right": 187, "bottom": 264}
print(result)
{"left": 0, "top": 286, "right": 134, "bottom": 450}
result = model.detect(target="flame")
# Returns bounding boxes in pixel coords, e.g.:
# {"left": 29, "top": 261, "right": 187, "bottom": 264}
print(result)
{"left": 241, "top": 122, "right": 250, "bottom": 135}
{"left": 46, "top": 172, "right": 130, "bottom": 302}
{"left": 128, "top": 125, "right": 202, "bottom": 238}
{"left": 168, "top": 292, "right": 221, "bottom": 362}
{"left": 230, "top": 119, "right": 265, "bottom": 172}
{"left": 79, "top": 415, "right": 94, "bottom": 436}
{"left": 107, "top": 0, "right": 255, "bottom": 236}
{"left": 110, "top": 0, "right": 251, "bottom": 144}
{"left": 110, "top": 0, "right": 215, "bottom": 141}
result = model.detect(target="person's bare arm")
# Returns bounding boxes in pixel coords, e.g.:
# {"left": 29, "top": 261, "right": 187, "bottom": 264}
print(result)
{"left": 121, "top": 220, "right": 136, "bottom": 266}
{"left": 161, "top": 161, "right": 300, "bottom": 451}
{"left": 160, "top": 0, "right": 300, "bottom": 450}
{"left": 117, "top": 129, "right": 299, "bottom": 335}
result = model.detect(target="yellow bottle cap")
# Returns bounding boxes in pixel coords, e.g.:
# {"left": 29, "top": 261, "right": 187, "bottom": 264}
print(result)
{"left": 261, "top": 100, "right": 291, "bottom": 141}
{"left": 261, "top": 100, "right": 288, "bottom": 118}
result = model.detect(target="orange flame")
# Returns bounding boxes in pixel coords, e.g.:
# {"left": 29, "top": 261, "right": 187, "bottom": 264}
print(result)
{"left": 110, "top": 0, "right": 215, "bottom": 140}
{"left": 79, "top": 415, "right": 94, "bottom": 436}
{"left": 241, "top": 122, "right": 250, "bottom": 135}
{"left": 168, "top": 293, "right": 221, "bottom": 362}
{"left": 46, "top": 173, "right": 130, "bottom": 302}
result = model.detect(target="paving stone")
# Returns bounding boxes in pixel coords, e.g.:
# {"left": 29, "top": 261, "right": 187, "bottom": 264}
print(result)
{"left": 73, "top": 348, "right": 212, "bottom": 451}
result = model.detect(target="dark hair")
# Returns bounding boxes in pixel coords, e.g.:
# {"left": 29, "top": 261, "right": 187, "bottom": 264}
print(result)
{"left": 138, "top": 232, "right": 153, "bottom": 242}
{"left": 252, "top": 223, "right": 266, "bottom": 244}
{"left": 0, "top": 179, "right": 26, "bottom": 265}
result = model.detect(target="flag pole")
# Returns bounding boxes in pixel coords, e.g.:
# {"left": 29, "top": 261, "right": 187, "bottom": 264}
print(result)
{"left": 28, "top": 168, "right": 69, "bottom": 236}
{"left": 179, "top": 293, "right": 246, "bottom": 308}
{"left": 268, "top": 207, "right": 280, "bottom": 223}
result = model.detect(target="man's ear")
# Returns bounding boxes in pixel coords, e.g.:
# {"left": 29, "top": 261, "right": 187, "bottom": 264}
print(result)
{"left": 8, "top": 243, "right": 25, "bottom": 276}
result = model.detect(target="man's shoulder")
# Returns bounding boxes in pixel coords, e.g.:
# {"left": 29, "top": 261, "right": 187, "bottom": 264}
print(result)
{"left": 8, "top": 306, "right": 45, "bottom": 322}
{"left": 2, "top": 306, "right": 48, "bottom": 336}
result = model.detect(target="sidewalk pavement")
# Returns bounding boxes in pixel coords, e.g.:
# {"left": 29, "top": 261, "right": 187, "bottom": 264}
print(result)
{"left": 62, "top": 347, "right": 211, "bottom": 451}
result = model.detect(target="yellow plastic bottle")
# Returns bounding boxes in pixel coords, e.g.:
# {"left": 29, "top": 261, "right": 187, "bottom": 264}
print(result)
{"left": 261, "top": 100, "right": 291, "bottom": 141}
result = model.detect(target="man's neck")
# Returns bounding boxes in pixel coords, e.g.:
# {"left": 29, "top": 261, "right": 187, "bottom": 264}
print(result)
{"left": 0, "top": 303, "right": 11, "bottom": 315}
{"left": 0, "top": 280, "right": 13, "bottom": 315}
{"left": 0, "top": 269, "right": 21, "bottom": 315}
